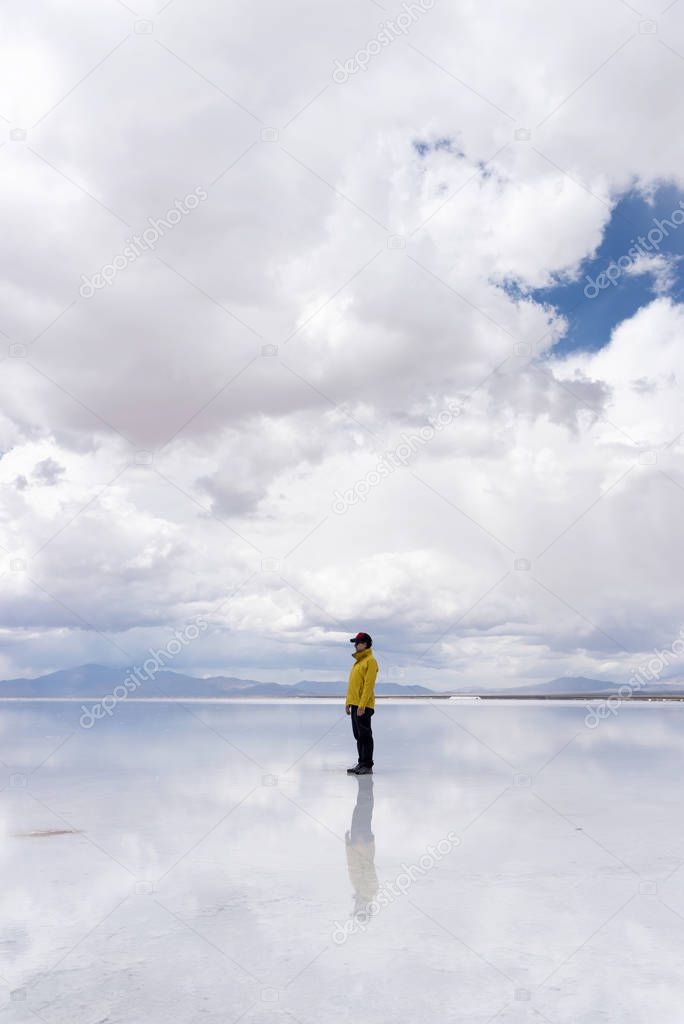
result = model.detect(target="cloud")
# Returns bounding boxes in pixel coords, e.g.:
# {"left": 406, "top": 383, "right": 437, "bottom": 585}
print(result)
{"left": 625, "top": 253, "right": 681, "bottom": 295}
{"left": 1, "top": 0, "right": 684, "bottom": 686}
{"left": 32, "top": 456, "right": 65, "bottom": 485}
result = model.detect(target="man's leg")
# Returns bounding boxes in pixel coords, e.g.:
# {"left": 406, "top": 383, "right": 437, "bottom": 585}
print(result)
{"left": 357, "top": 708, "right": 374, "bottom": 768}
{"left": 350, "top": 705, "right": 362, "bottom": 763}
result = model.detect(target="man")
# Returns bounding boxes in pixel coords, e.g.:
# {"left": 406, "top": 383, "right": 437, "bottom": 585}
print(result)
{"left": 345, "top": 631, "right": 378, "bottom": 775}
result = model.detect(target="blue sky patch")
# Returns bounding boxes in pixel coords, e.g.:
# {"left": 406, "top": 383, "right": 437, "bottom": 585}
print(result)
{"left": 413, "top": 136, "right": 465, "bottom": 159}
{"left": 509, "top": 184, "right": 684, "bottom": 355}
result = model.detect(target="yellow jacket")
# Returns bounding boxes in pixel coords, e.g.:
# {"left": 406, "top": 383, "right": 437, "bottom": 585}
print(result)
{"left": 346, "top": 648, "right": 378, "bottom": 709}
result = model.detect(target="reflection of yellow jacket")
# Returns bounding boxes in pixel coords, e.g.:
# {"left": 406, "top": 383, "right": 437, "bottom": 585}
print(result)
{"left": 346, "top": 648, "right": 378, "bottom": 709}
{"left": 345, "top": 837, "right": 379, "bottom": 903}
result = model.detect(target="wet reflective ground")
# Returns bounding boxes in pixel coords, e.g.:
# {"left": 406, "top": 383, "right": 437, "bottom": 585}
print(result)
{"left": 2, "top": 700, "right": 684, "bottom": 1022}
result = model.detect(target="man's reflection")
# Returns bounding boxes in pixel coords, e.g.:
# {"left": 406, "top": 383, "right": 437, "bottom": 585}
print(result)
{"left": 345, "top": 775, "right": 378, "bottom": 922}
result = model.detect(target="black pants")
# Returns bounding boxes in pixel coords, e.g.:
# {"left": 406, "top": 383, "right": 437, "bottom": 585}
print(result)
{"left": 350, "top": 705, "right": 374, "bottom": 767}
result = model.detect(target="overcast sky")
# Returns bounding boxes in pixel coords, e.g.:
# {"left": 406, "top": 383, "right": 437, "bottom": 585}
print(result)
{"left": 1, "top": 0, "right": 684, "bottom": 688}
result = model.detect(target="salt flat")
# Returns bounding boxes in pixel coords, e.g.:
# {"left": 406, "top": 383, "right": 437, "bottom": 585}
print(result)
{"left": 2, "top": 700, "right": 684, "bottom": 1023}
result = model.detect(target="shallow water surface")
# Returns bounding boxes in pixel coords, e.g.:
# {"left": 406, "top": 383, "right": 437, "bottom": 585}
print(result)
{"left": 2, "top": 701, "right": 684, "bottom": 1022}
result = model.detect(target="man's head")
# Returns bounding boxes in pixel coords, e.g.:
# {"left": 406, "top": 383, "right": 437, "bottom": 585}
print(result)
{"left": 350, "top": 631, "right": 372, "bottom": 651}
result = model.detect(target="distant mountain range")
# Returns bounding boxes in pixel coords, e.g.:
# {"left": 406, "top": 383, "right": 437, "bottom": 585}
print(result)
{"left": 0, "top": 665, "right": 683, "bottom": 698}
{"left": 458, "top": 676, "right": 642, "bottom": 696}
{"left": 0, "top": 663, "right": 435, "bottom": 698}
{"left": 455, "top": 675, "right": 684, "bottom": 696}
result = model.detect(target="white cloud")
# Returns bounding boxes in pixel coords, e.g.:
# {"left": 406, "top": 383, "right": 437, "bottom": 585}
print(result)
{"left": 625, "top": 253, "right": 681, "bottom": 295}
{"left": 1, "top": 0, "right": 684, "bottom": 687}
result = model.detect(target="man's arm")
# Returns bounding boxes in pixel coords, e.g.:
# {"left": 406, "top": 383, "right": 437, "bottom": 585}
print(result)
{"left": 359, "top": 659, "right": 378, "bottom": 710}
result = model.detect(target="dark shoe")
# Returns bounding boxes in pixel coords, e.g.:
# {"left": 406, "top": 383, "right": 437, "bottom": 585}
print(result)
{"left": 354, "top": 766, "right": 373, "bottom": 775}
{"left": 347, "top": 764, "right": 361, "bottom": 773}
